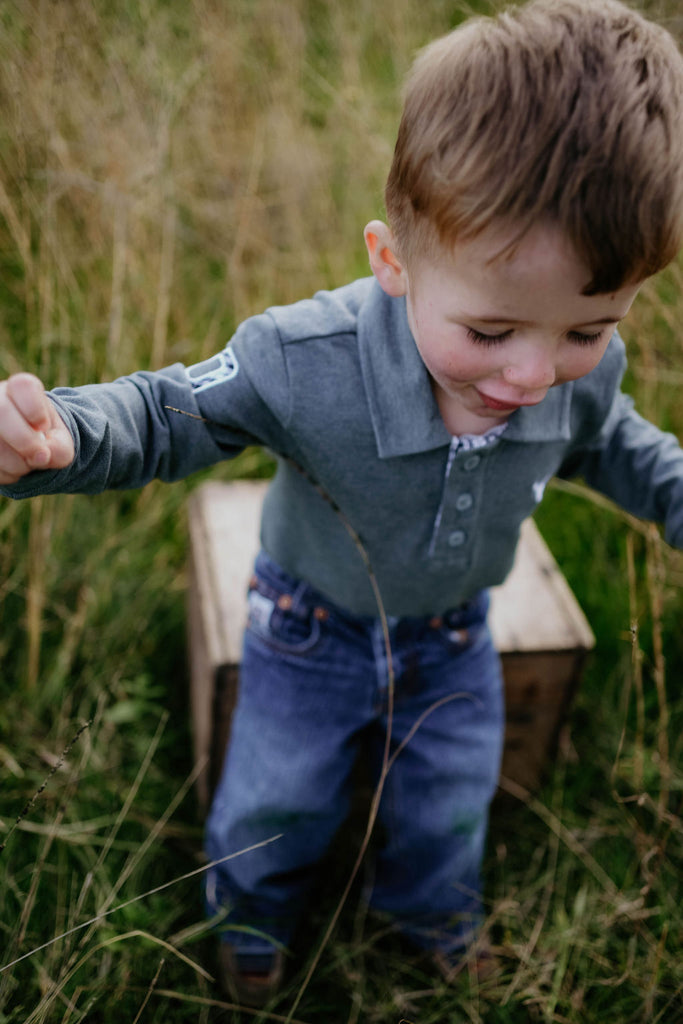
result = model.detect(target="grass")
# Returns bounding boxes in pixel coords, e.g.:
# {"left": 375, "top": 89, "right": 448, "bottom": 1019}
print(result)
{"left": 0, "top": 0, "right": 682, "bottom": 1021}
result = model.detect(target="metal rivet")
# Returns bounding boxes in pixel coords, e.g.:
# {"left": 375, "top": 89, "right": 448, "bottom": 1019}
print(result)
{"left": 277, "top": 594, "right": 293, "bottom": 610}
{"left": 449, "top": 628, "right": 469, "bottom": 645}
{"left": 313, "top": 606, "right": 329, "bottom": 621}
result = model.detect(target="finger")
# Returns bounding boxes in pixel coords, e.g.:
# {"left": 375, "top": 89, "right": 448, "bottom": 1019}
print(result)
{"left": 0, "top": 380, "right": 51, "bottom": 463}
{"left": 6, "top": 373, "right": 53, "bottom": 432}
{"left": 0, "top": 436, "right": 33, "bottom": 484}
{"left": 42, "top": 422, "right": 75, "bottom": 469}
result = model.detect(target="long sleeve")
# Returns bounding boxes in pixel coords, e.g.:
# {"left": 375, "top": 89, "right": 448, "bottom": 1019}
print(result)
{"left": 0, "top": 310, "right": 295, "bottom": 500}
{"left": 567, "top": 395, "right": 683, "bottom": 547}
{"left": 558, "top": 357, "right": 683, "bottom": 548}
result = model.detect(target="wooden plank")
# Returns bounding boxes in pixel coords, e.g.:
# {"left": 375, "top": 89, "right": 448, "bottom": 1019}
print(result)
{"left": 186, "top": 481, "right": 268, "bottom": 808}
{"left": 500, "top": 650, "right": 585, "bottom": 792}
{"left": 489, "top": 519, "right": 595, "bottom": 653}
{"left": 187, "top": 480, "right": 261, "bottom": 666}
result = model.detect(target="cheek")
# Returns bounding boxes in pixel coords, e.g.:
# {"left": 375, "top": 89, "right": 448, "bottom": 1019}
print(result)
{"left": 408, "top": 300, "right": 498, "bottom": 379}
{"left": 560, "top": 344, "right": 610, "bottom": 381}
{"left": 426, "top": 333, "right": 499, "bottom": 381}
{"left": 439, "top": 336, "right": 500, "bottom": 379}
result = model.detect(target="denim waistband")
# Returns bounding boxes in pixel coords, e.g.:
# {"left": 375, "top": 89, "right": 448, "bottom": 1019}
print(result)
{"left": 251, "top": 550, "right": 488, "bottom": 630}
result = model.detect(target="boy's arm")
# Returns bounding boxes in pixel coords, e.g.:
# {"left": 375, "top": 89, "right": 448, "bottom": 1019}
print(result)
{"left": 0, "top": 313, "right": 291, "bottom": 500}
{"left": 561, "top": 388, "right": 683, "bottom": 549}
{"left": 0, "top": 366, "right": 229, "bottom": 498}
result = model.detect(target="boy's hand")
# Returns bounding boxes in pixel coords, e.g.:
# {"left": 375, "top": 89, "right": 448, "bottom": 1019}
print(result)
{"left": 0, "top": 373, "right": 75, "bottom": 485}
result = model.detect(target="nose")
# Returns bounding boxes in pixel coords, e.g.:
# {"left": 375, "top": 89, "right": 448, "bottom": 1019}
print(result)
{"left": 503, "top": 342, "right": 556, "bottom": 392}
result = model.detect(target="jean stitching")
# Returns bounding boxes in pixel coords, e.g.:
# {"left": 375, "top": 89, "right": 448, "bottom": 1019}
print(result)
{"left": 246, "top": 598, "right": 322, "bottom": 656}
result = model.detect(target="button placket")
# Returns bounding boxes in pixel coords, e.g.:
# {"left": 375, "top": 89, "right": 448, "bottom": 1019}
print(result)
{"left": 428, "top": 445, "right": 487, "bottom": 563}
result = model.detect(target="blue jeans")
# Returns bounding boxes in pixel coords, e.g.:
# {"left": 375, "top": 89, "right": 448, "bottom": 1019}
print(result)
{"left": 204, "top": 551, "right": 504, "bottom": 961}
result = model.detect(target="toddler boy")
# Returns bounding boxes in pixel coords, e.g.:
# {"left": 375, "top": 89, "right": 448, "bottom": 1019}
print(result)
{"left": 2, "top": 0, "right": 683, "bottom": 1005}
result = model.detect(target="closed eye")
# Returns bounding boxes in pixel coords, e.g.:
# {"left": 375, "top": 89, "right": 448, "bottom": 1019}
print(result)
{"left": 567, "top": 329, "right": 606, "bottom": 345}
{"left": 466, "top": 327, "right": 513, "bottom": 346}
{"left": 467, "top": 326, "right": 609, "bottom": 346}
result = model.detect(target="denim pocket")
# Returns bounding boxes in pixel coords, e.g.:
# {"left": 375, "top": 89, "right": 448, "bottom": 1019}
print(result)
{"left": 246, "top": 587, "right": 322, "bottom": 655}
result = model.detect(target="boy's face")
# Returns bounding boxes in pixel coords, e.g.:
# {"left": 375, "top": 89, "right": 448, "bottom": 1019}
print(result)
{"left": 366, "top": 220, "right": 642, "bottom": 434}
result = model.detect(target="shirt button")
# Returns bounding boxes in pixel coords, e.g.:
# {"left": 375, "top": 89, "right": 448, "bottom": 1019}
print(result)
{"left": 448, "top": 529, "right": 466, "bottom": 548}
{"left": 463, "top": 455, "right": 481, "bottom": 471}
{"left": 455, "top": 493, "right": 473, "bottom": 511}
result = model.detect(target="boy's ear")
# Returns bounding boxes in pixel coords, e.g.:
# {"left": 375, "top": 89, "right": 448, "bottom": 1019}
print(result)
{"left": 364, "top": 220, "right": 408, "bottom": 297}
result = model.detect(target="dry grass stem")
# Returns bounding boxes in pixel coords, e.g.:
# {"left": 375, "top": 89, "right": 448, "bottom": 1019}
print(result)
{"left": 645, "top": 526, "right": 671, "bottom": 819}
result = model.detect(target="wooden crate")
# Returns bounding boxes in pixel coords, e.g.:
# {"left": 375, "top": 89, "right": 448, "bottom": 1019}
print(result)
{"left": 187, "top": 479, "right": 594, "bottom": 811}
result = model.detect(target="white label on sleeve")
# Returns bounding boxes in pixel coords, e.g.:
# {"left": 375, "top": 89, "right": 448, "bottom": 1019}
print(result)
{"left": 186, "top": 348, "right": 239, "bottom": 393}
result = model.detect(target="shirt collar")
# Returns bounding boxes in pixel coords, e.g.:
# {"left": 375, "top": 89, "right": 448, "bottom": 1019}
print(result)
{"left": 357, "top": 280, "right": 572, "bottom": 458}
{"left": 358, "top": 281, "right": 451, "bottom": 457}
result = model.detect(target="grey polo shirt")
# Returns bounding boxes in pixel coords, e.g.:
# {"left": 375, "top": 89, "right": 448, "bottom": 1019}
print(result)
{"left": 3, "top": 277, "right": 682, "bottom": 616}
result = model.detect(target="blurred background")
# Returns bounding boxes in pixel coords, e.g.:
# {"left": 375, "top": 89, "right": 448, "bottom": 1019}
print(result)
{"left": 0, "top": 2, "right": 681, "bottom": 1021}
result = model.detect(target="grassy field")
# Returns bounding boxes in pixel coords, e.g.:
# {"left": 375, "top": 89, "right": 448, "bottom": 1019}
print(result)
{"left": 0, "top": 1, "right": 682, "bottom": 1021}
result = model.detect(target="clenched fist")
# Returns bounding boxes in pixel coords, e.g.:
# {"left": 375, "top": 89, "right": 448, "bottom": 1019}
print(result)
{"left": 0, "top": 374, "right": 75, "bottom": 485}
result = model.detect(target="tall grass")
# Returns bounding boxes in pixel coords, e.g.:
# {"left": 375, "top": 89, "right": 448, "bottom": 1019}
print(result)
{"left": 0, "top": 1, "right": 681, "bottom": 1021}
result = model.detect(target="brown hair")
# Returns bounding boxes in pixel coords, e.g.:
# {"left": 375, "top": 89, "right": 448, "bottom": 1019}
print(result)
{"left": 385, "top": 0, "right": 683, "bottom": 293}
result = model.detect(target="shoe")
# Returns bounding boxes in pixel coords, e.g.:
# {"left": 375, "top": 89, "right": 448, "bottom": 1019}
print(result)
{"left": 217, "top": 943, "right": 284, "bottom": 1007}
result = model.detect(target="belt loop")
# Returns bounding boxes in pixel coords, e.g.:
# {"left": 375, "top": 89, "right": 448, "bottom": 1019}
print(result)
{"left": 289, "top": 579, "right": 310, "bottom": 617}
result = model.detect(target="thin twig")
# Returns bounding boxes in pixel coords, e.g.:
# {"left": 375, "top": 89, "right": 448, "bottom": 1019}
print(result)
{"left": 0, "top": 719, "right": 92, "bottom": 853}
{"left": 131, "top": 957, "right": 166, "bottom": 1024}
{"left": 548, "top": 477, "right": 665, "bottom": 543}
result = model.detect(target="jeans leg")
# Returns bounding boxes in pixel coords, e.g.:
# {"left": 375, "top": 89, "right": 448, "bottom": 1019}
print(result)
{"left": 204, "top": 560, "right": 376, "bottom": 958}
{"left": 369, "top": 605, "right": 504, "bottom": 954}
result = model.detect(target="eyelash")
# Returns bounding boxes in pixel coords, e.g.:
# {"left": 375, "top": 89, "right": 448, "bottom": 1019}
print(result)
{"left": 466, "top": 328, "right": 605, "bottom": 347}
{"left": 567, "top": 330, "right": 604, "bottom": 345}
{"left": 466, "top": 328, "right": 511, "bottom": 346}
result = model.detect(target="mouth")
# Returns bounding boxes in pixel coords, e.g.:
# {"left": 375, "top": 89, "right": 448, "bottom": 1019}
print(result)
{"left": 476, "top": 389, "right": 545, "bottom": 412}
{"left": 476, "top": 391, "right": 522, "bottom": 412}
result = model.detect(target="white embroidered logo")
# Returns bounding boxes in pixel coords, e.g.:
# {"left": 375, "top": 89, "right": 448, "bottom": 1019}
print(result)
{"left": 186, "top": 348, "right": 239, "bottom": 393}
{"left": 532, "top": 476, "right": 550, "bottom": 503}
